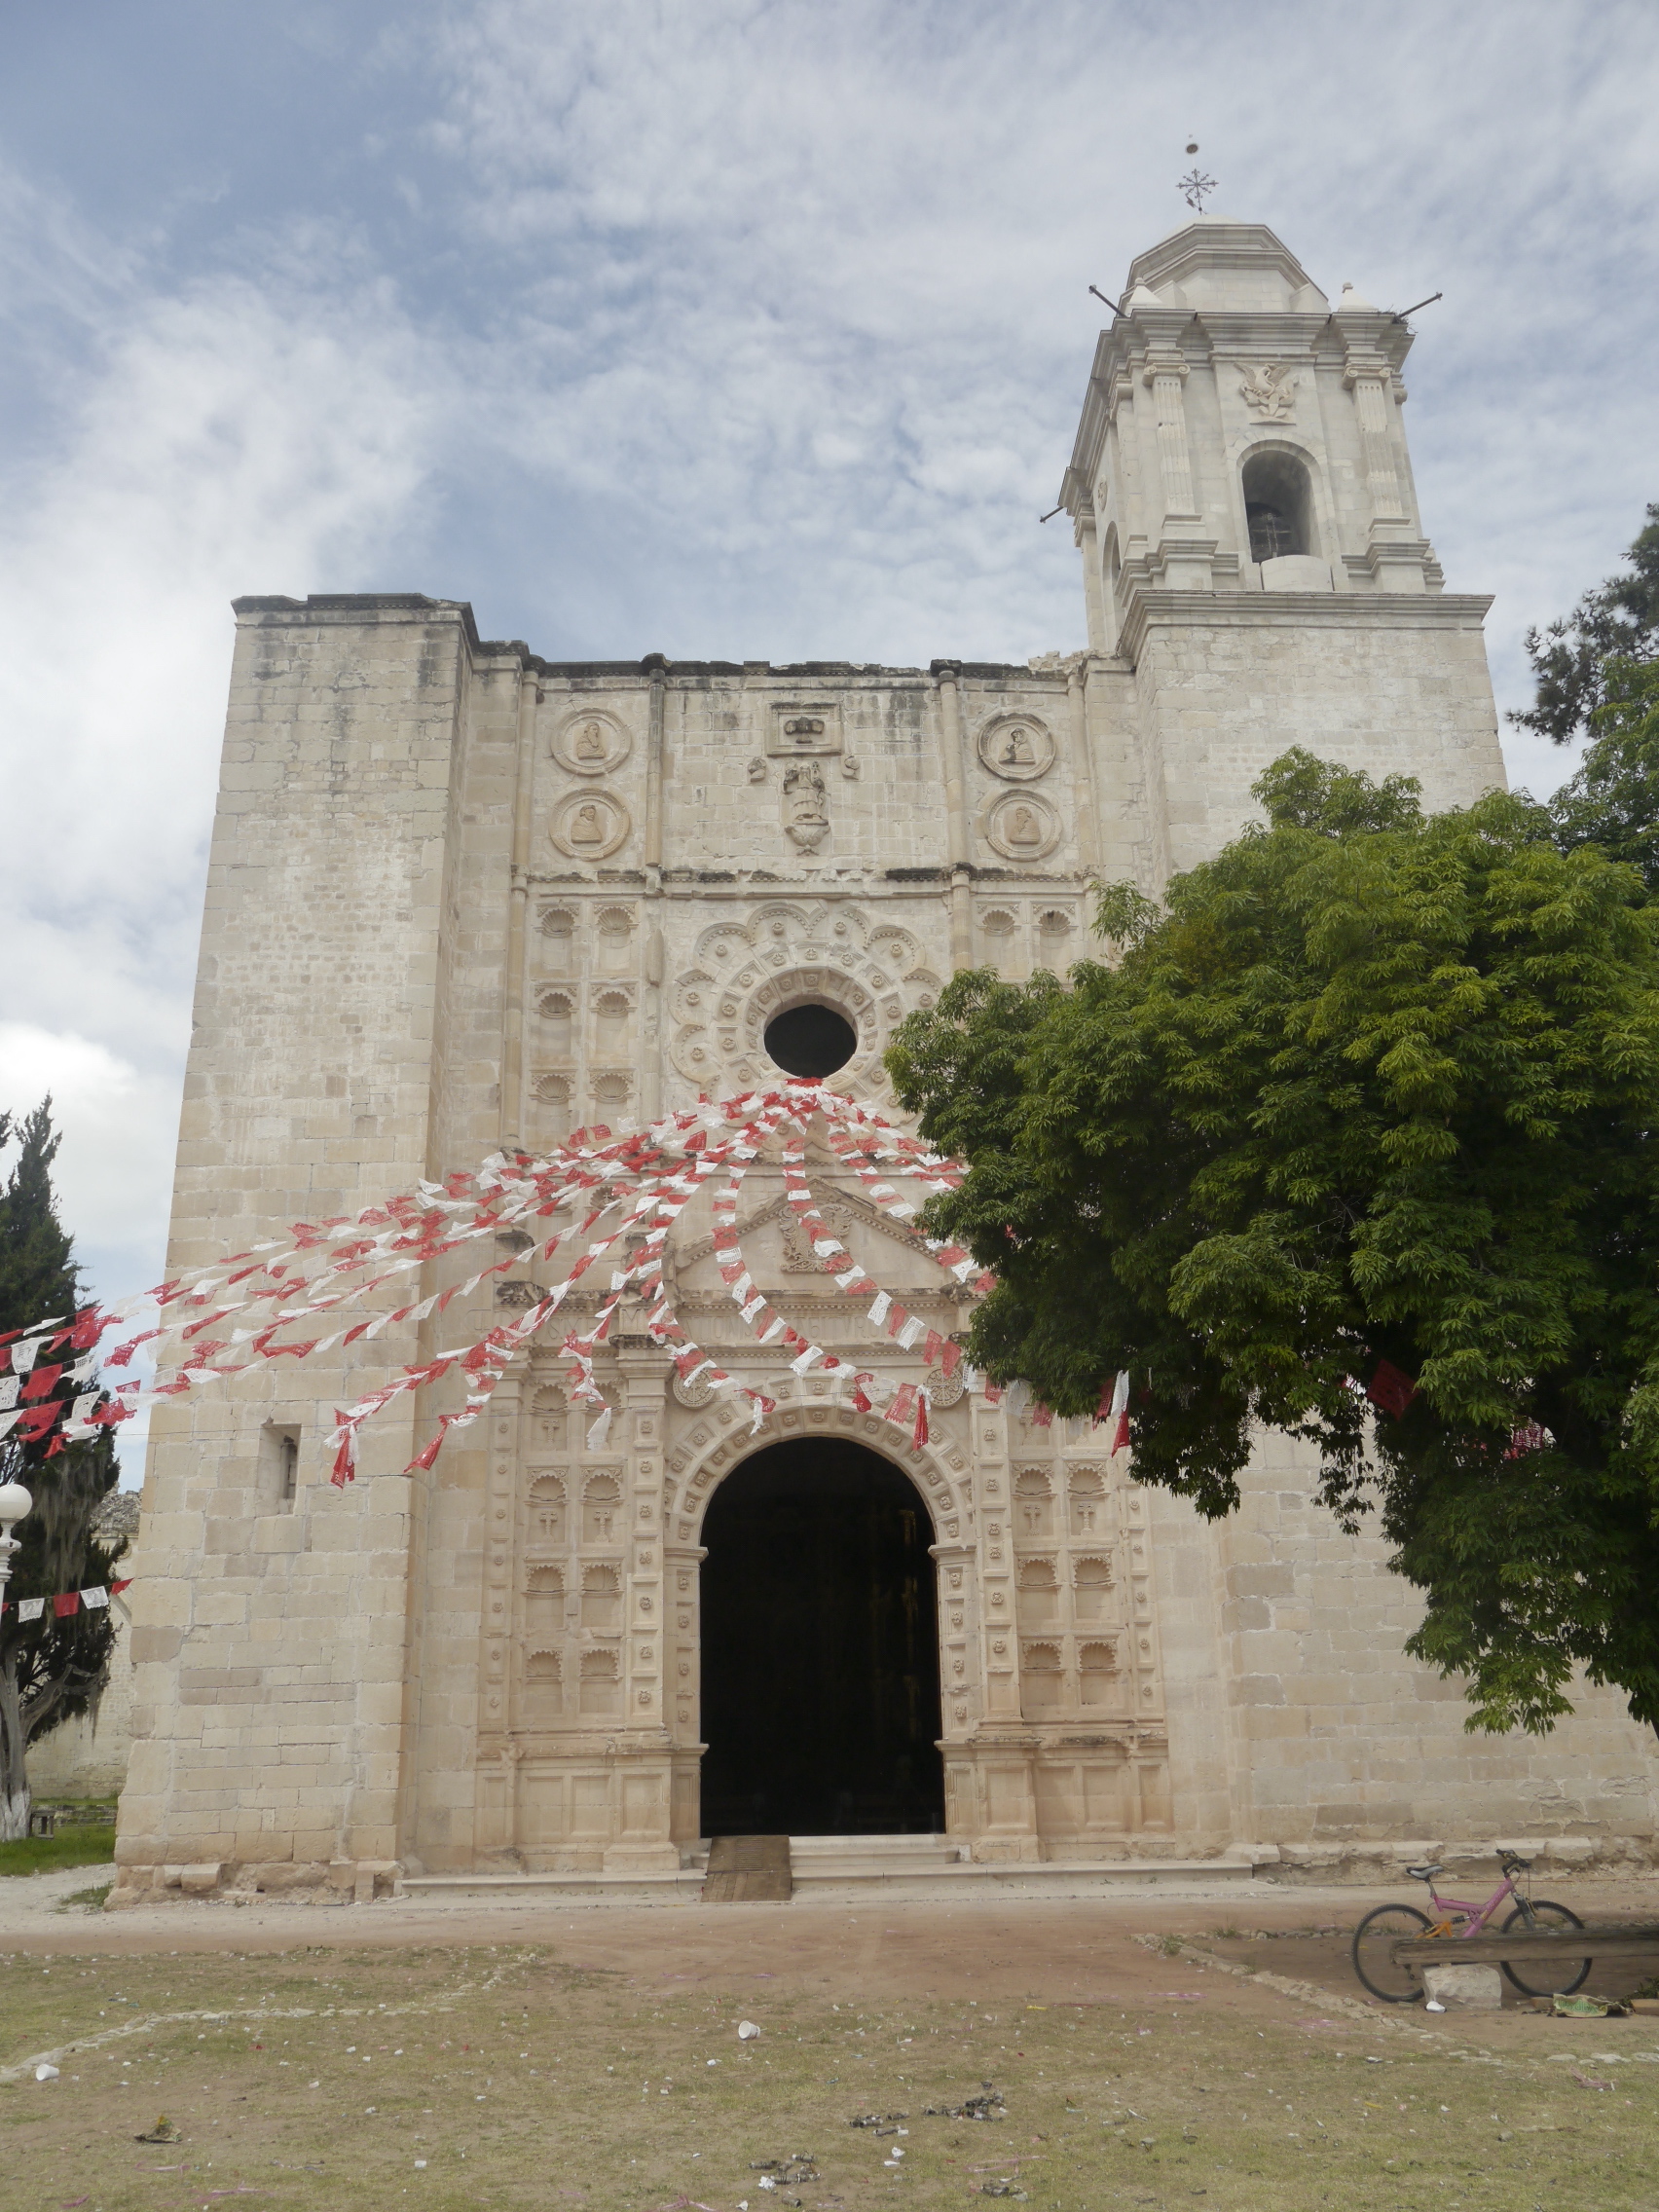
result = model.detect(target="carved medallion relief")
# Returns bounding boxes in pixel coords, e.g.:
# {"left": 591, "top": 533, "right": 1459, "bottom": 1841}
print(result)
{"left": 977, "top": 714, "right": 1055, "bottom": 783}
{"left": 550, "top": 708, "right": 633, "bottom": 776}
{"left": 549, "top": 790, "right": 632, "bottom": 860}
{"left": 981, "top": 791, "right": 1062, "bottom": 862}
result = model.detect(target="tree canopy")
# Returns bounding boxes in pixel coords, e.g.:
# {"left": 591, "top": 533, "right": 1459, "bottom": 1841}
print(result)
{"left": 0, "top": 1101, "right": 124, "bottom": 1836}
{"left": 887, "top": 751, "right": 1659, "bottom": 1739}
{"left": 1510, "top": 502, "right": 1659, "bottom": 747}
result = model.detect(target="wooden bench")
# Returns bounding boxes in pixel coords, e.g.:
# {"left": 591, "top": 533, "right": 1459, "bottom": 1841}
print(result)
{"left": 1390, "top": 1924, "right": 1659, "bottom": 1967}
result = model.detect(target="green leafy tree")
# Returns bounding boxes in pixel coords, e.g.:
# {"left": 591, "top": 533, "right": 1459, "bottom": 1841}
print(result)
{"left": 888, "top": 753, "right": 1659, "bottom": 1739}
{"left": 1509, "top": 503, "right": 1659, "bottom": 747}
{"left": 0, "top": 1101, "right": 124, "bottom": 1840}
{"left": 1549, "top": 658, "right": 1659, "bottom": 892}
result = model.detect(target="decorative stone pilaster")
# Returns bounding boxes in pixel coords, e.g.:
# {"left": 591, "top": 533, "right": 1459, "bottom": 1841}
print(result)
{"left": 931, "top": 1541, "right": 979, "bottom": 1736}
{"left": 472, "top": 1374, "right": 522, "bottom": 1859}
{"left": 604, "top": 1338, "right": 679, "bottom": 1870}
{"left": 1344, "top": 356, "right": 1406, "bottom": 523}
{"left": 1143, "top": 350, "right": 1198, "bottom": 522}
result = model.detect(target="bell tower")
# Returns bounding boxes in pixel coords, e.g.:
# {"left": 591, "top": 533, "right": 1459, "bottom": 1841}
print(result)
{"left": 1063, "top": 218, "right": 1503, "bottom": 874}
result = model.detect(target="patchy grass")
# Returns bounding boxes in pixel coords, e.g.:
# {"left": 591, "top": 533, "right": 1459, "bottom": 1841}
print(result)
{"left": 0, "top": 1826, "right": 115, "bottom": 1877}
{"left": 2, "top": 1940, "right": 1658, "bottom": 2209}
{"left": 55, "top": 1883, "right": 113, "bottom": 1914}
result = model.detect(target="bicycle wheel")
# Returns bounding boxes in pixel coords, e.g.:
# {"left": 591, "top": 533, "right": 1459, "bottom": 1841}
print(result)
{"left": 1352, "top": 1902, "right": 1432, "bottom": 2002}
{"left": 1500, "top": 1900, "right": 1591, "bottom": 1998}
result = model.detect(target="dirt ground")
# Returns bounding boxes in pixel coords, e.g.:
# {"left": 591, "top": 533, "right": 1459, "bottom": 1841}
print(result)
{"left": 4, "top": 1872, "right": 1659, "bottom": 2210}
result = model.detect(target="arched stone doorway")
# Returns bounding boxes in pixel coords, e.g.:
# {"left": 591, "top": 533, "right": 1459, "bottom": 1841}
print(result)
{"left": 699, "top": 1437, "right": 945, "bottom": 1837}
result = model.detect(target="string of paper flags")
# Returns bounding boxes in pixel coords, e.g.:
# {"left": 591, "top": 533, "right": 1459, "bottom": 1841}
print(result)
{"left": 0, "top": 1580, "right": 131, "bottom": 1624}
{"left": 0, "top": 1080, "right": 1142, "bottom": 1487}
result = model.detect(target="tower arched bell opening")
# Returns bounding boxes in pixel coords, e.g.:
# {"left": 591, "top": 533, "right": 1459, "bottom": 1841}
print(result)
{"left": 698, "top": 1436, "right": 945, "bottom": 1837}
{"left": 1242, "top": 446, "right": 1316, "bottom": 564}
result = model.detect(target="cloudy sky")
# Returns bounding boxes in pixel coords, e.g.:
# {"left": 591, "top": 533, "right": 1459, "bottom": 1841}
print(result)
{"left": 2, "top": 0, "right": 1656, "bottom": 1471}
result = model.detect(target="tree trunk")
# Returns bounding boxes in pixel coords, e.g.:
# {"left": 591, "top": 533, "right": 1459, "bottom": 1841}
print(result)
{"left": 0, "top": 1652, "right": 29, "bottom": 1842}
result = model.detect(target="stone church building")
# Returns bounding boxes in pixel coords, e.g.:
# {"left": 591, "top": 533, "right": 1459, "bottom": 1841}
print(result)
{"left": 115, "top": 219, "right": 1659, "bottom": 1899}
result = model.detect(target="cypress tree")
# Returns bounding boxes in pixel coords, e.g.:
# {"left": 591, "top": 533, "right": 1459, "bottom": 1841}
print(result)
{"left": 0, "top": 1101, "right": 125, "bottom": 1840}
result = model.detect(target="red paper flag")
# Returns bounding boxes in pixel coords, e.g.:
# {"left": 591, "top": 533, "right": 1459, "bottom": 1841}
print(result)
{"left": 20, "top": 1362, "right": 63, "bottom": 1402}
{"left": 53, "top": 1592, "right": 80, "bottom": 1618}
{"left": 1366, "top": 1359, "right": 1417, "bottom": 1419}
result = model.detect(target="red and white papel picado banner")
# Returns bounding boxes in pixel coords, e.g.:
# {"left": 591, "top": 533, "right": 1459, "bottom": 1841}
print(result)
{"left": 2, "top": 1083, "right": 1138, "bottom": 1489}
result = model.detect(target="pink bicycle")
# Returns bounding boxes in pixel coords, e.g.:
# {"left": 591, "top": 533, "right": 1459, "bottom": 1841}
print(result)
{"left": 1352, "top": 1849, "right": 1590, "bottom": 2003}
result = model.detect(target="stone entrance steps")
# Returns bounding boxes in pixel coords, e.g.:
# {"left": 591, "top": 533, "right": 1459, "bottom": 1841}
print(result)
{"left": 398, "top": 1834, "right": 1261, "bottom": 1908}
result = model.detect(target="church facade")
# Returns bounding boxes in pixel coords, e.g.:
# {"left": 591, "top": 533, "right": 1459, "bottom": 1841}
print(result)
{"left": 114, "top": 220, "right": 1659, "bottom": 1899}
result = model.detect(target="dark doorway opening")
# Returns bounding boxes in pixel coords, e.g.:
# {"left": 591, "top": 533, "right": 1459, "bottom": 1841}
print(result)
{"left": 763, "top": 1002, "right": 857, "bottom": 1078}
{"left": 700, "top": 1438, "right": 945, "bottom": 1836}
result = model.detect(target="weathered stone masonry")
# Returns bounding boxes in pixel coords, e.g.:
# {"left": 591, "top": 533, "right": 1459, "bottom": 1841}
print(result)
{"left": 115, "top": 216, "right": 1659, "bottom": 1899}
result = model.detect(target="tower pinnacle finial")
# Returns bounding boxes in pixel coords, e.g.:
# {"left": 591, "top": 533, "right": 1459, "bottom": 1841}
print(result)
{"left": 1178, "top": 165, "right": 1217, "bottom": 212}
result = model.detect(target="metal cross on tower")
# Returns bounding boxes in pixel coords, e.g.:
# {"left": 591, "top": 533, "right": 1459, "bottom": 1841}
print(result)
{"left": 1178, "top": 166, "right": 1217, "bottom": 211}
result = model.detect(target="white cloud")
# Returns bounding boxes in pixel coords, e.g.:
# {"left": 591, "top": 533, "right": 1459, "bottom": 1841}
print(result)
{"left": 405, "top": 0, "right": 1659, "bottom": 713}
{"left": 1, "top": 0, "right": 1655, "bottom": 1454}
{"left": 0, "top": 1026, "right": 176, "bottom": 1287}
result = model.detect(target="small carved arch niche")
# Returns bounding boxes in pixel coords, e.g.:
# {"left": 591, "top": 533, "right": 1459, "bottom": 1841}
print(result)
{"left": 1014, "top": 1467, "right": 1053, "bottom": 1538}
{"left": 525, "top": 1565, "right": 565, "bottom": 1638}
{"left": 1242, "top": 447, "right": 1315, "bottom": 563}
{"left": 530, "top": 1388, "right": 568, "bottom": 1453}
{"left": 1079, "top": 1638, "right": 1120, "bottom": 1706}
{"left": 596, "top": 905, "right": 635, "bottom": 970}
{"left": 1016, "top": 1556, "right": 1060, "bottom": 1627}
{"left": 1021, "top": 1640, "right": 1063, "bottom": 1712}
{"left": 578, "top": 1646, "right": 621, "bottom": 1714}
{"left": 537, "top": 904, "right": 576, "bottom": 964}
{"left": 582, "top": 1473, "right": 622, "bottom": 1543}
{"left": 535, "top": 988, "right": 575, "bottom": 1054}
{"left": 580, "top": 1561, "right": 621, "bottom": 1631}
{"left": 1069, "top": 1465, "right": 1106, "bottom": 1536}
{"left": 595, "top": 986, "right": 633, "bottom": 1050}
{"left": 524, "top": 1647, "right": 563, "bottom": 1718}
{"left": 531, "top": 1073, "right": 571, "bottom": 1142}
{"left": 1073, "top": 1554, "right": 1114, "bottom": 1623}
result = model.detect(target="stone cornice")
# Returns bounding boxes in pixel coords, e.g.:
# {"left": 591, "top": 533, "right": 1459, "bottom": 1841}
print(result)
{"left": 1116, "top": 587, "right": 1494, "bottom": 668}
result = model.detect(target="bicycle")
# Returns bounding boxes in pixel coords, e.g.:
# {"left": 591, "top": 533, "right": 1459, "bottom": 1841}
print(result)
{"left": 1351, "top": 1849, "right": 1591, "bottom": 2004}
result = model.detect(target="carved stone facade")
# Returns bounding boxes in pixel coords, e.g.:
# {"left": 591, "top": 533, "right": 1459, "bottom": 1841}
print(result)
{"left": 115, "top": 218, "right": 1659, "bottom": 1897}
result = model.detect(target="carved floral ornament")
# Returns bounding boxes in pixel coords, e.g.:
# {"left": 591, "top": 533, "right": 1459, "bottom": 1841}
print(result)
{"left": 782, "top": 757, "right": 830, "bottom": 849}
{"left": 668, "top": 901, "right": 942, "bottom": 1095}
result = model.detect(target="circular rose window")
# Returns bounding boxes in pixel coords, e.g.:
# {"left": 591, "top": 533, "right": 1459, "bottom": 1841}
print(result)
{"left": 763, "top": 1003, "right": 858, "bottom": 1078}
